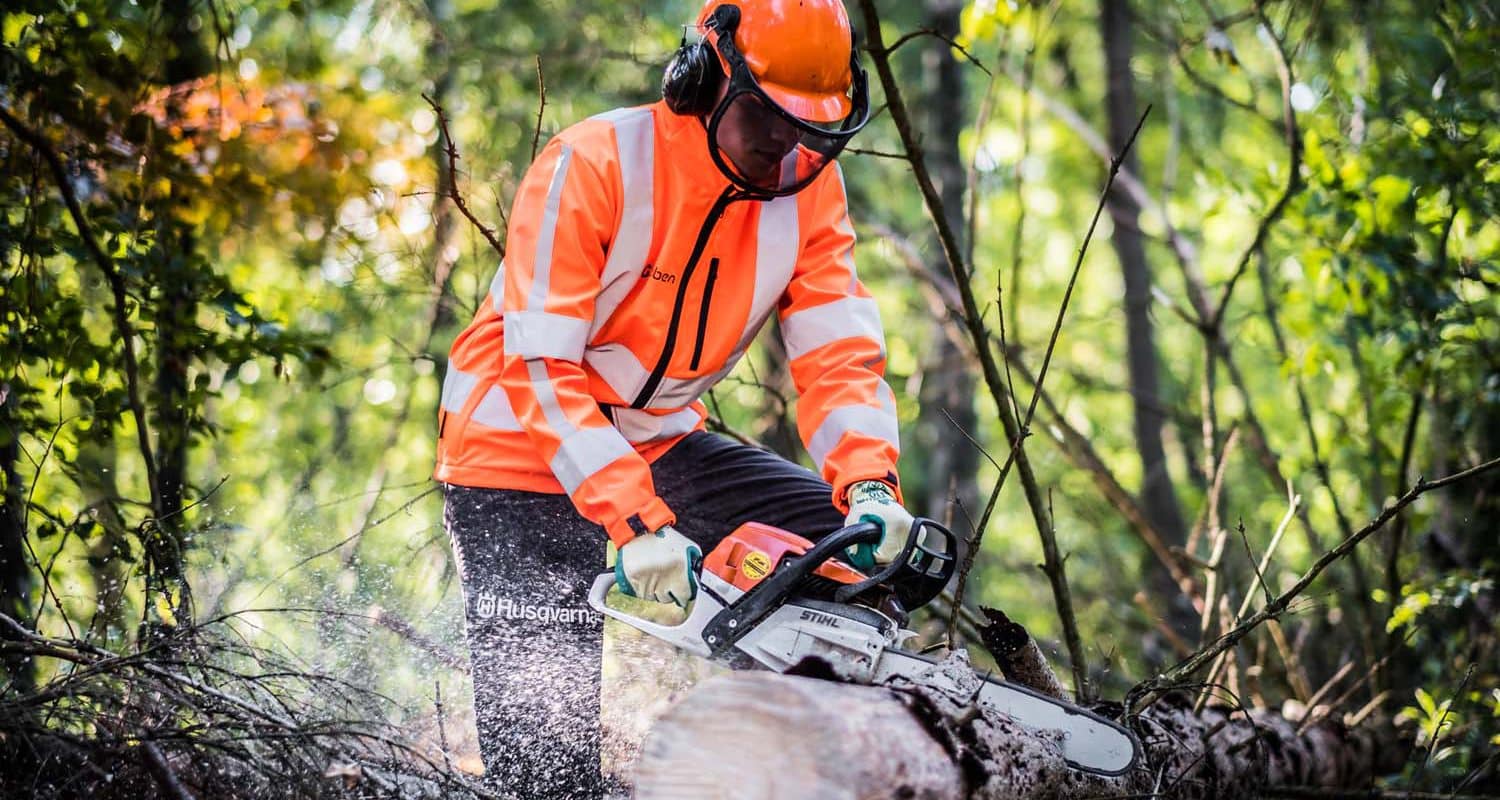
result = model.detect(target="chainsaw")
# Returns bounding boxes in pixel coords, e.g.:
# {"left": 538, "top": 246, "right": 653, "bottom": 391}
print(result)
{"left": 587, "top": 518, "right": 1140, "bottom": 776}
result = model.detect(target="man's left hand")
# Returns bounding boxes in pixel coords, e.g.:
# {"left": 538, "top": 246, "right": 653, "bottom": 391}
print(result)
{"left": 842, "top": 480, "right": 913, "bottom": 572}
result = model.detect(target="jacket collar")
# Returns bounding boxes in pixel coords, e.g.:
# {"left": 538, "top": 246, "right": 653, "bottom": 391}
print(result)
{"left": 655, "top": 101, "right": 732, "bottom": 195}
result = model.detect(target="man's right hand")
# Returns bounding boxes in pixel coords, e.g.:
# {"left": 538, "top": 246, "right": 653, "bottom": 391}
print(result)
{"left": 615, "top": 525, "right": 703, "bottom": 608}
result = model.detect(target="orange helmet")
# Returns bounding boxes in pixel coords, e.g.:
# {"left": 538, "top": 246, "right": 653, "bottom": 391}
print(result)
{"left": 696, "top": 0, "right": 856, "bottom": 123}
{"left": 672, "top": 1, "right": 869, "bottom": 197}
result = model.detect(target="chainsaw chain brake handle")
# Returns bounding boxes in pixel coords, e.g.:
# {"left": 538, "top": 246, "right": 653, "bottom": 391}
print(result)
{"left": 700, "top": 519, "right": 958, "bottom": 657}
{"left": 833, "top": 517, "right": 958, "bottom": 611}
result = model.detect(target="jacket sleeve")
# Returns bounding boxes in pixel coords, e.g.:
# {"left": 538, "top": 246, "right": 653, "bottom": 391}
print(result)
{"left": 778, "top": 163, "right": 902, "bottom": 512}
{"left": 497, "top": 135, "right": 675, "bottom": 547}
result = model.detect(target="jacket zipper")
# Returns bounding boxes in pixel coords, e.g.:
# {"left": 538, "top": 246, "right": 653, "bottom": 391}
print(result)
{"left": 631, "top": 186, "right": 739, "bottom": 408}
{"left": 689, "top": 257, "right": 720, "bottom": 371}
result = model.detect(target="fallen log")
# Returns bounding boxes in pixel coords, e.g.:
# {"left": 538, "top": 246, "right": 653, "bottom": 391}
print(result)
{"left": 633, "top": 652, "right": 1405, "bottom": 799}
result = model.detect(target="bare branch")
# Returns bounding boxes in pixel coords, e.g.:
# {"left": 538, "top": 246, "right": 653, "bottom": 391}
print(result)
{"left": 530, "top": 55, "right": 547, "bottom": 162}
{"left": 879, "top": 27, "right": 992, "bottom": 76}
{"left": 422, "top": 93, "right": 506, "bottom": 258}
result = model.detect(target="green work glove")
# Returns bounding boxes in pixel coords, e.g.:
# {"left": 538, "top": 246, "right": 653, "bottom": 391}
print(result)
{"left": 842, "top": 480, "right": 914, "bottom": 572}
{"left": 615, "top": 525, "right": 703, "bottom": 608}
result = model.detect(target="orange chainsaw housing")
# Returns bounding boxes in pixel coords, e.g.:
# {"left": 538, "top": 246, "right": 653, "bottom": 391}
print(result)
{"left": 702, "top": 522, "right": 867, "bottom": 592}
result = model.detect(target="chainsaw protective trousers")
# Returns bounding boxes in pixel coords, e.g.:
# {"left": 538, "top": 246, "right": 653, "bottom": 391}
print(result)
{"left": 443, "top": 431, "right": 845, "bottom": 799}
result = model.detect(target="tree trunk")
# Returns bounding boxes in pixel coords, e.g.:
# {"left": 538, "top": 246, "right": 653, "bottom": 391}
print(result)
{"left": 75, "top": 429, "right": 131, "bottom": 641}
{"left": 143, "top": 0, "right": 215, "bottom": 622}
{"left": 0, "top": 383, "right": 34, "bottom": 692}
{"left": 149, "top": 232, "right": 193, "bottom": 615}
{"left": 915, "top": 0, "right": 980, "bottom": 522}
{"left": 1099, "top": 0, "right": 1193, "bottom": 634}
{"left": 633, "top": 657, "right": 1403, "bottom": 799}
{"left": 752, "top": 325, "right": 803, "bottom": 464}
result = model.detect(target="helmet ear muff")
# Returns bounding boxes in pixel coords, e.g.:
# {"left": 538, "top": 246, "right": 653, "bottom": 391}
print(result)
{"left": 661, "top": 35, "right": 724, "bottom": 116}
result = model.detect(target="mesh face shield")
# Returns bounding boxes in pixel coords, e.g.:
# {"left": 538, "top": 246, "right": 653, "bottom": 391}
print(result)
{"left": 703, "top": 6, "right": 870, "bottom": 198}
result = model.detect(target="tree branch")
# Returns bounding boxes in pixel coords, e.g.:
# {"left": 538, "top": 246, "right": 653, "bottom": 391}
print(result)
{"left": 422, "top": 94, "right": 505, "bottom": 258}
{"left": 0, "top": 103, "right": 163, "bottom": 519}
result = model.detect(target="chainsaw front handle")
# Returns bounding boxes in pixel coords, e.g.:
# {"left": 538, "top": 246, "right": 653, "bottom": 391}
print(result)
{"left": 586, "top": 570, "right": 734, "bottom": 658}
{"left": 834, "top": 517, "right": 959, "bottom": 610}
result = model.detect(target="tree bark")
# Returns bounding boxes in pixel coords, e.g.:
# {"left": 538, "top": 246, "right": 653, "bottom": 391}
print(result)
{"left": 1099, "top": 0, "right": 1193, "bottom": 634}
{"left": 0, "top": 383, "right": 34, "bottom": 691}
{"left": 633, "top": 655, "right": 1404, "bottom": 799}
{"left": 143, "top": 0, "right": 215, "bottom": 622}
{"left": 75, "top": 430, "right": 131, "bottom": 641}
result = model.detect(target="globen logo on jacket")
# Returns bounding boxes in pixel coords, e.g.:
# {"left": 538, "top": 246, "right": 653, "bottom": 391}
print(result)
{"left": 434, "top": 100, "right": 900, "bottom": 548}
{"left": 640, "top": 264, "right": 677, "bottom": 285}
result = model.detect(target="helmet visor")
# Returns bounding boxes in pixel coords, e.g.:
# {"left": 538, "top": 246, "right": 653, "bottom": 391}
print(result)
{"left": 707, "top": 78, "right": 866, "bottom": 197}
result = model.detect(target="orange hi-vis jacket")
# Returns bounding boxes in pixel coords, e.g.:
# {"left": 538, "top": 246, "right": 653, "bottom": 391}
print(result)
{"left": 434, "top": 101, "right": 900, "bottom": 548}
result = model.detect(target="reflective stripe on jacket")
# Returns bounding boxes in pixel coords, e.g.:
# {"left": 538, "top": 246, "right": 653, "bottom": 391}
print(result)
{"left": 434, "top": 101, "right": 900, "bottom": 547}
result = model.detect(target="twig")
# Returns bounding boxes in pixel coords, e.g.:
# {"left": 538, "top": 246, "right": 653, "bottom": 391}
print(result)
{"left": 249, "top": 486, "right": 438, "bottom": 604}
{"left": 1198, "top": 507, "right": 1233, "bottom": 640}
{"left": 23, "top": 415, "right": 80, "bottom": 639}
{"left": 1002, "top": 1, "right": 1059, "bottom": 344}
{"left": 1422, "top": 663, "right": 1475, "bottom": 770}
{"left": 1295, "top": 650, "right": 1394, "bottom": 735}
{"left": 846, "top": 147, "right": 910, "bottom": 160}
{"left": 1238, "top": 489, "right": 1301, "bottom": 618}
{"left": 1266, "top": 617, "right": 1313, "bottom": 702}
{"left": 1128, "top": 456, "right": 1500, "bottom": 715}
{"left": 879, "top": 27, "right": 992, "bottom": 76}
{"left": 970, "top": 104, "right": 1153, "bottom": 700}
{"left": 422, "top": 93, "right": 505, "bottom": 257}
{"left": 1344, "top": 689, "right": 1391, "bottom": 728}
{"left": 434, "top": 679, "right": 454, "bottom": 781}
{"left": 1208, "top": 0, "right": 1304, "bottom": 324}
{"left": 1299, "top": 659, "right": 1355, "bottom": 718}
{"left": 529, "top": 55, "right": 547, "bottom": 162}
{"left": 1384, "top": 389, "right": 1424, "bottom": 603}
{"left": 1003, "top": 347, "right": 1197, "bottom": 596}
{"left": 1134, "top": 591, "right": 1193, "bottom": 658}
{"left": 140, "top": 740, "right": 198, "bottom": 800}
{"left": 1187, "top": 422, "right": 1241, "bottom": 560}
{"left": 369, "top": 606, "right": 468, "bottom": 674}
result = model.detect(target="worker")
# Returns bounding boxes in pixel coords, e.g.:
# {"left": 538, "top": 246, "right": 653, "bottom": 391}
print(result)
{"left": 435, "top": 1, "right": 910, "bottom": 796}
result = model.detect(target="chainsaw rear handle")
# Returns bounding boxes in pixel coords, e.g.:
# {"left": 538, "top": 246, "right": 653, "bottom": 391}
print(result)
{"left": 833, "top": 517, "right": 958, "bottom": 610}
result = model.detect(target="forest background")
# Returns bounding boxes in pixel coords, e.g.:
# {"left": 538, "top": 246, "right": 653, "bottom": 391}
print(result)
{"left": 1, "top": 0, "right": 1497, "bottom": 796}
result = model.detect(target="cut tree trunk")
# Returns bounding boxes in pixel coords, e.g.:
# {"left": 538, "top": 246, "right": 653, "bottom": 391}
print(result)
{"left": 632, "top": 653, "right": 1403, "bottom": 799}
